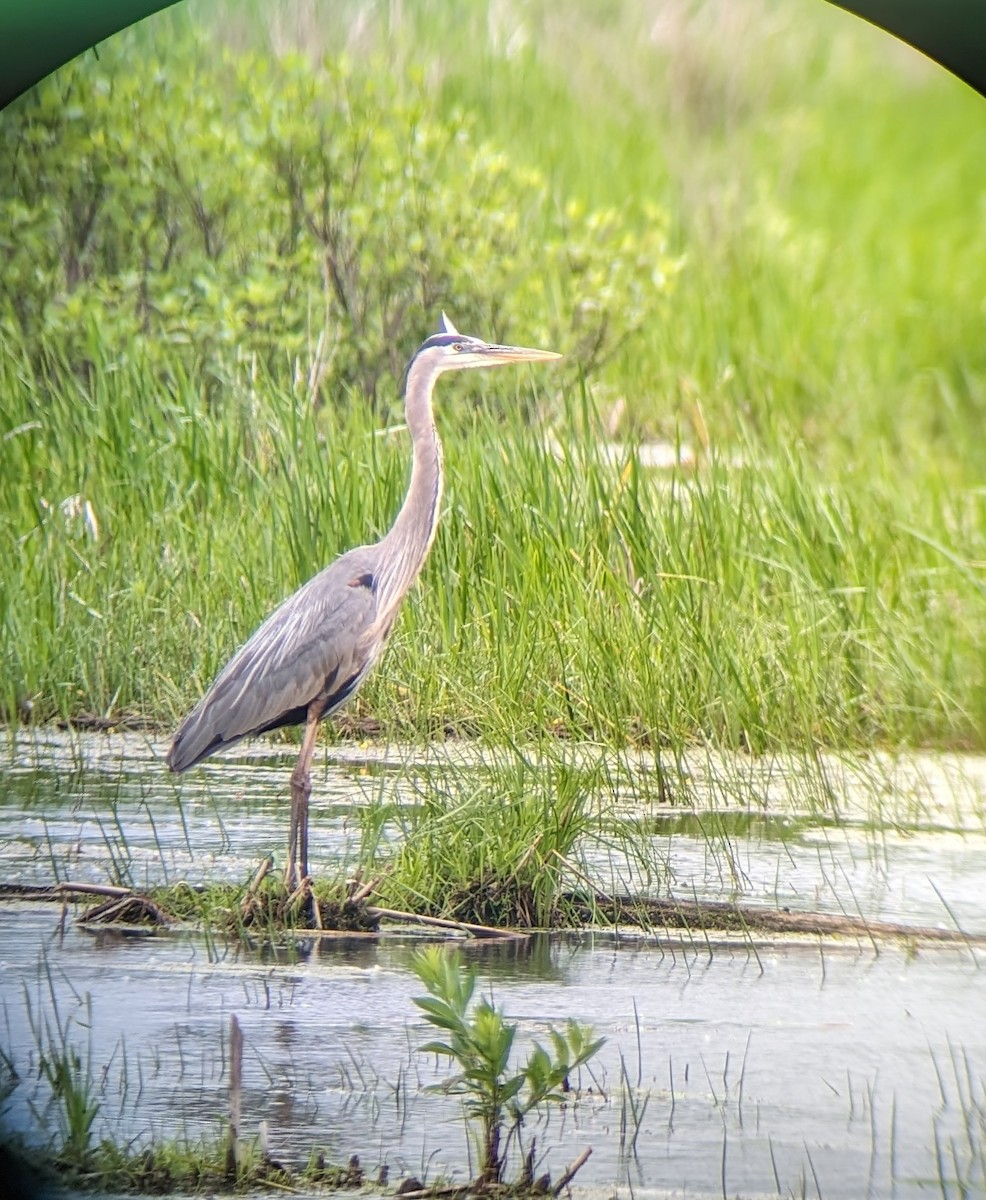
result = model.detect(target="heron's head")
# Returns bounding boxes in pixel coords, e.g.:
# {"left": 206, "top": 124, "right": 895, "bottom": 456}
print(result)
{"left": 412, "top": 313, "right": 562, "bottom": 377}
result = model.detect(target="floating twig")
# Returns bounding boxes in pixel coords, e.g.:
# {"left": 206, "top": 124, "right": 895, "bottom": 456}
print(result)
{"left": 567, "top": 893, "right": 986, "bottom": 944}
{"left": 391, "top": 1185, "right": 467, "bottom": 1199}
{"left": 57, "top": 881, "right": 133, "bottom": 898}
{"left": 366, "top": 906, "right": 528, "bottom": 940}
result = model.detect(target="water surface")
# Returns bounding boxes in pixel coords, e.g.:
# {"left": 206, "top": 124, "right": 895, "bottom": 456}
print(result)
{"left": 0, "top": 729, "right": 983, "bottom": 1198}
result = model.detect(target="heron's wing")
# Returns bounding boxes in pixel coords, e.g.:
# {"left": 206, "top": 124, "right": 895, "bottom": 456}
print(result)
{"left": 167, "top": 547, "right": 383, "bottom": 772}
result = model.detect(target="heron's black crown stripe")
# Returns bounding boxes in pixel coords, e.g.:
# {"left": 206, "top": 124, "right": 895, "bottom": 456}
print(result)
{"left": 416, "top": 332, "right": 466, "bottom": 353}
{"left": 400, "top": 331, "right": 472, "bottom": 391}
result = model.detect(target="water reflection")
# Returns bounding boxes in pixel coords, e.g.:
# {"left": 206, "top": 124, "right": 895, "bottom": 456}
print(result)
{"left": 0, "top": 907, "right": 982, "bottom": 1199}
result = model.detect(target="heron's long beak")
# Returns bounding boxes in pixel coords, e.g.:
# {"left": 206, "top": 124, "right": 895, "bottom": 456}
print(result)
{"left": 440, "top": 339, "right": 562, "bottom": 374}
{"left": 479, "top": 343, "right": 563, "bottom": 365}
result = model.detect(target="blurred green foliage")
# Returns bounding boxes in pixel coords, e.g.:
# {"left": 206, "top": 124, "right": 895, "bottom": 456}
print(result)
{"left": 0, "top": 33, "right": 679, "bottom": 407}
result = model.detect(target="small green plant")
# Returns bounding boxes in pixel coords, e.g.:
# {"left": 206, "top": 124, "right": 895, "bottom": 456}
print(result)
{"left": 24, "top": 969, "right": 101, "bottom": 1167}
{"left": 411, "top": 945, "right": 604, "bottom": 1186}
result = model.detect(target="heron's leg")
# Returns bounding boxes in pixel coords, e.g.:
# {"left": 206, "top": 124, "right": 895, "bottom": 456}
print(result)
{"left": 287, "top": 703, "right": 322, "bottom": 886}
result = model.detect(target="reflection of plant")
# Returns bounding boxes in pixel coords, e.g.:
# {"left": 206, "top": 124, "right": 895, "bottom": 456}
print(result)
{"left": 412, "top": 946, "right": 603, "bottom": 1185}
{"left": 1, "top": 33, "right": 680, "bottom": 403}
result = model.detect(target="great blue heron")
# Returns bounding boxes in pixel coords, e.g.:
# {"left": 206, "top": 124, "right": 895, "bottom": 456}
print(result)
{"left": 166, "top": 314, "right": 561, "bottom": 887}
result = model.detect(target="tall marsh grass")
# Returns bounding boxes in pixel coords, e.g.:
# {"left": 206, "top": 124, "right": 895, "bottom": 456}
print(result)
{"left": 2, "top": 0, "right": 986, "bottom": 752}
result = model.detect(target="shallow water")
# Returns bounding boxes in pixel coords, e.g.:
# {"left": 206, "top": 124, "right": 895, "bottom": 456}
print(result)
{"left": 1, "top": 910, "right": 983, "bottom": 1199}
{"left": 1, "top": 729, "right": 984, "bottom": 1198}
{"left": 2, "top": 729, "right": 984, "bottom": 935}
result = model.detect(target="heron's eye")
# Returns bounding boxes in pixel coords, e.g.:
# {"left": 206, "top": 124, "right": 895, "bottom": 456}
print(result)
{"left": 452, "top": 342, "right": 465, "bottom": 352}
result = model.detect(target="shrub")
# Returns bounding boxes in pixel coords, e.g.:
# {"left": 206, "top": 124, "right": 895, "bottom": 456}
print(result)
{"left": 1, "top": 33, "right": 680, "bottom": 408}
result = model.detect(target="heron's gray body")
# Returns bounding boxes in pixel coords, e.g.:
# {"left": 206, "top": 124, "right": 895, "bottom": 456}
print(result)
{"left": 167, "top": 545, "right": 385, "bottom": 772}
{"left": 166, "top": 314, "right": 559, "bottom": 887}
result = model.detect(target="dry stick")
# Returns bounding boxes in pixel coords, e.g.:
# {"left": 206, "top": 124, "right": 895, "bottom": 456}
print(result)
{"left": 551, "top": 849, "right": 613, "bottom": 905}
{"left": 57, "top": 881, "right": 133, "bottom": 898}
{"left": 657, "top": 896, "right": 978, "bottom": 942}
{"left": 553, "top": 1146, "right": 592, "bottom": 1195}
{"left": 300, "top": 927, "right": 382, "bottom": 940}
{"left": 284, "top": 876, "right": 312, "bottom": 912}
{"left": 349, "top": 875, "right": 381, "bottom": 906}
{"left": 78, "top": 896, "right": 131, "bottom": 924}
{"left": 226, "top": 1014, "right": 243, "bottom": 1180}
{"left": 392, "top": 1186, "right": 467, "bottom": 1200}
{"left": 240, "top": 855, "right": 273, "bottom": 919}
{"left": 473, "top": 835, "right": 545, "bottom": 925}
{"left": 577, "top": 894, "right": 986, "bottom": 944}
{"left": 365, "top": 906, "right": 529, "bottom": 940}
{"left": 0, "top": 882, "right": 134, "bottom": 902}
{"left": 77, "top": 892, "right": 172, "bottom": 926}
{"left": 0, "top": 881, "right": 172, "bottom": 927}
{"left": 513, "top": 833, "right": 544, "bottom": 878}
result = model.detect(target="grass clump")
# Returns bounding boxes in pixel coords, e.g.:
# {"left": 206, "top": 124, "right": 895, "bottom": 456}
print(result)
{"left": 23, "top": 967, "right": 100, "bottom": 1168}
{"left": 45, "top": 1135, "right": 297, "bottom": 1195}
{"left": 146, "top": 869, "right": 378, "bottom": 937}
{"left": 3, "top": 1127, "right": 369, "bottom": 1195}
{"left": 364, "top": 748, "right": 636, "bottom": 928}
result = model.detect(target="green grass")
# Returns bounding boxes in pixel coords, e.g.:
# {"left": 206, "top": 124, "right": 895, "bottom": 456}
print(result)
{"left": 2, "top": 0, "right": 986, "bottom": 752}
{"left": 3, "top": 357, "right": 983, "bottom": 751}
{"left": 363, "top": 745, "right": 646, "bottom": 927}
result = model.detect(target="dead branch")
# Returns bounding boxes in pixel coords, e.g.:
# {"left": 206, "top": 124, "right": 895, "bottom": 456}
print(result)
{"left": 553, "top": 1146, "right": 592, "bottom": 1194}
{"left": 366, "top": 906, "right": 529, "bottom": 940}
{"left": 240, "top": 855, "right": 273, "bottom": 919}
{"left": 568, "top": 893, "right": 986, "bottom": 945}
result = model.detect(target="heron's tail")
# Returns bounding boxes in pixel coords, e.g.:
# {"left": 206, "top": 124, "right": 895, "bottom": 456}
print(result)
{"left": 166, "top": 712, "right": 227, "bottom": 774}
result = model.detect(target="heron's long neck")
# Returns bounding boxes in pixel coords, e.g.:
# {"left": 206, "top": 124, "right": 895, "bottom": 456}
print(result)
{"left": 376, "top": 356, "right": 444, "bottom": 617}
